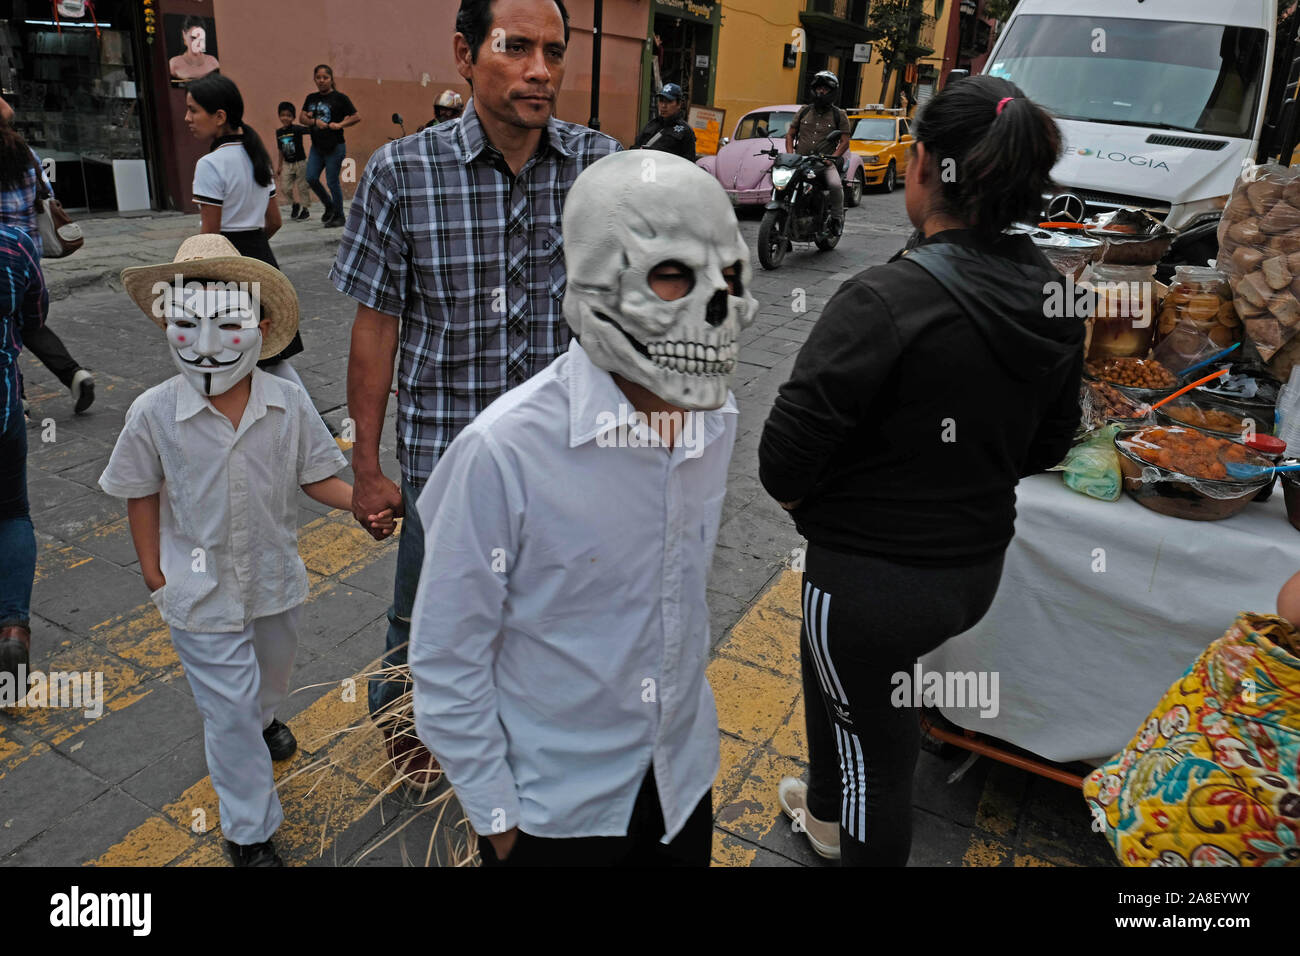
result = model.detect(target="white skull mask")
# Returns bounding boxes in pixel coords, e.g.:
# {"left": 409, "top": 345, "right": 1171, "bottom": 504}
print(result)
{"left": 164, "top": 282, "right": 263, "bottom": 397}
{"left": 562, "top": 151, "right": 758, "bottom": 410}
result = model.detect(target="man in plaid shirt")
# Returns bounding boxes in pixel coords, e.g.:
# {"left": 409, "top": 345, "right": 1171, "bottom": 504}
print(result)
{"left": 332, "top": 0, "right": 620, "bottom": 791}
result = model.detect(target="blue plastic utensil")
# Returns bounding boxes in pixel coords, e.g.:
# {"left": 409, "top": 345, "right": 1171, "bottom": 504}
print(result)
{"left": 1224, "top": 460, "right": 1300, "bottom": 480}
{"left": 1178, "top": 341, "right": 1241, "bottom": 379}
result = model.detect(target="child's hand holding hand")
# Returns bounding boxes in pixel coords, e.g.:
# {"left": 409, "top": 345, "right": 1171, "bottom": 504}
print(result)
{"left": 367, "top": 508, "right": 398, "bottom": 540}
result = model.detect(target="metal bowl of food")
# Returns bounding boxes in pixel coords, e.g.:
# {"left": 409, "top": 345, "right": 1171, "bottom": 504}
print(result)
{"left": 1085, "top": 209, "right": 1177, "bottom": 266}
{"left": 1154, "top": 395, "right": 1253, "bottom": 443}
{"left": 1084, "top": 357, "right": 1179, "bottom": 405}
{"left": 1012, "top": 223, "right": 1105, "bottom": 279}
{"left": 1113, "top": 424, "right": 1271, "bottom": 520}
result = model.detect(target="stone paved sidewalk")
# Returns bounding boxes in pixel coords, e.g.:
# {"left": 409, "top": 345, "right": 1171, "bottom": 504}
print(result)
{"left": 3, "top": 191, "right": 1116, "bottom": 867}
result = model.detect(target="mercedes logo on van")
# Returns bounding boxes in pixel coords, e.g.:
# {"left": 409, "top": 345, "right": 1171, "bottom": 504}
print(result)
{"left": 1047, "top": 192, "right": 1086, "bottom": 223}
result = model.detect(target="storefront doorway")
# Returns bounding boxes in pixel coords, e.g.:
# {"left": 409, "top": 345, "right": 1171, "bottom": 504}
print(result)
{"left": 644, "top": 0, "right": 718, "bottom": 126}
{"left": 0, "top": 0, "right": 157, "bottom": 211}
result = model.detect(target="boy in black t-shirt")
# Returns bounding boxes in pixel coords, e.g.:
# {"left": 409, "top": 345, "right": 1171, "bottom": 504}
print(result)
{"left": 273, "top": 102, "right": 312, "bottom": 221}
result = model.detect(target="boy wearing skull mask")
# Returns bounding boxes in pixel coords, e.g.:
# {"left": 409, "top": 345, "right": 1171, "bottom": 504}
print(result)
{"left": 100, "top": 236, "right": 394, "bottom": 867}
{"left": 409, "top": 151, "right": 757, "bottom": 866}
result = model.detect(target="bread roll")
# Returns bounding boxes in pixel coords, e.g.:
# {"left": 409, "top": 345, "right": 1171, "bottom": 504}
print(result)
{"left": 1241, "top": 271, "right": 1273, "bottom": 308}
{"left": 1225, "top": 191, "right": 1253, "bottom": 222}
{"left": 1235, "top": 295, "right": 1266, "bottom": 319}
{"left": 1232, "top": 245, "right": 1266, "bottom": 274}
{"left": 1248, "top": 180, "right": 1284, "bottom": 215}
{"left": 1271, "top": 293, "right": 1300, "bottom": 329}
{"left": 1260, "top": 201, "right": 1300, "bottom": 234}
{"left": 1229, "top": 218, "right": 1264, "bottom": 246}
{"left": 1269, "top": 233, "right": 1300, "bottom": 255}
{"left": 1284, "top": 176, "right": 1300, "bottom": 208}
{"left": 1246, "top": 316, "right": 1283, "bottom": 351}
{"left": 1264, "top": 255, "right": 1292, "bottom": 290}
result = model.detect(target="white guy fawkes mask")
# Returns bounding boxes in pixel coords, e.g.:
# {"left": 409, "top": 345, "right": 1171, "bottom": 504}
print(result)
{"left": 164, "top": 282, "right": 262, "bottom": 397}
{"left": 561, "top": 151, "right": 758, "bottom": 410}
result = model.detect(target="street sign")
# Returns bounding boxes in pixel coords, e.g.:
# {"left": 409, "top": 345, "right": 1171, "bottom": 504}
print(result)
{"left": 853, "top": 43, "right": 872, "bottom": 63}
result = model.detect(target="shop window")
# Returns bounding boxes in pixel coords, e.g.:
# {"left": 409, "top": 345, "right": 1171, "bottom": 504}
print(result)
{"left": 1, "top": 0, "right": 150, "bottom": 211}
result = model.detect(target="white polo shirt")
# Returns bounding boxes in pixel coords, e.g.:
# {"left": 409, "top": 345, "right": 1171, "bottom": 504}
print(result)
{"left": 99, "top": 370, "right": 346, "bottom": 633}
{"left": 192, "top": 140, "right": 276, "bottom": 231}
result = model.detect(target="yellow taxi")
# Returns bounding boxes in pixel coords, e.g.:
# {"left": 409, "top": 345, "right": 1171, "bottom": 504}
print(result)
{"left": 847, "top": 106, "right": 912, "bottom": 194}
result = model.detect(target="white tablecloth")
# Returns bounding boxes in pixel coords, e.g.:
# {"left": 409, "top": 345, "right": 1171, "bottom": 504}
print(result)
{"left": 921, "top": 472, "right": 1300, "bottom": 765}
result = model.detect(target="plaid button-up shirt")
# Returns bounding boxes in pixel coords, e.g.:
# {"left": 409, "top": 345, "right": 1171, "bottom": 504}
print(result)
{"left": 330, "top": 99, "right": 622, "bottom": 490}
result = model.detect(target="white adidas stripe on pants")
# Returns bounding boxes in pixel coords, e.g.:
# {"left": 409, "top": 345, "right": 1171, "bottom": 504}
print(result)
{"left": 802, "top": 580, "right": 868, "bottom": 841}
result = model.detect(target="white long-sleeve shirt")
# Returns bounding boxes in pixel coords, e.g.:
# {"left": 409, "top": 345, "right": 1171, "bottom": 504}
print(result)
{"left": 409, "top": 339, "right": 736, "bottom": 841}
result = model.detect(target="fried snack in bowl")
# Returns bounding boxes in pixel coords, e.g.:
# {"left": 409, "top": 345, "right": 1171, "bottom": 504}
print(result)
{"left": 1113, "top": 425, "right": 1271, "bottom": 520}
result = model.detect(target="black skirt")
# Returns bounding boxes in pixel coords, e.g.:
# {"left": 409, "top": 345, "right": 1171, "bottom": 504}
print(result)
{"left": 221, "top": 228, "right": 304, "bottom": 366}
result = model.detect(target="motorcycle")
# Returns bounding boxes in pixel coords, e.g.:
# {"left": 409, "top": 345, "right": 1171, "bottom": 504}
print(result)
{"left": 756, "top": 129, "right": 846, "bottom": 270}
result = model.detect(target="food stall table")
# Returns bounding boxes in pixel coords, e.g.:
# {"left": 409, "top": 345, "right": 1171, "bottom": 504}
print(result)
{"left": 921, "top": 472, "right": 1300, "bottom": 773}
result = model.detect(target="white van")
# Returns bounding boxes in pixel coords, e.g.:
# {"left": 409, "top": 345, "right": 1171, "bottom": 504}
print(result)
{"left": 983, "top": 0, "right": 1298, "bottom": 269}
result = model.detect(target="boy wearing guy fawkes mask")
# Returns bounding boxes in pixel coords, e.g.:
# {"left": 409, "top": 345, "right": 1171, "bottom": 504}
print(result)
{"left": 408, "top": 151, "right": 758, "bottom": 866}
{"left": 100, "top": 236, "right": 394, "bottom": 867}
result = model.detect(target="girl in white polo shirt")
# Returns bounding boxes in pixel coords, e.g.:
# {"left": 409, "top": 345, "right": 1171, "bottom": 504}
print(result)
{"left": 185, "top": 73, "right": 308, "bottom": 393}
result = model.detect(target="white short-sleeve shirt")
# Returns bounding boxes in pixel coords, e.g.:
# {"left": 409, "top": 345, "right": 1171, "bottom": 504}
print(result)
{"left": 99, "top": 369, "right": 346, "bottom": 633}
{"left": 192, "top": 140, "right": 276, "bottom": 231}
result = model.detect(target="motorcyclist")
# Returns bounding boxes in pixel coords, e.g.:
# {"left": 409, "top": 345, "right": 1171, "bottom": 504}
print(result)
{"left": 633, "top": 83, "right": 697, "bottom": 162}
{"left": 785, "top": 71, "right": 851, "bottom": 235}
{"left": 421, "top": 89, "right": 463, "bottom": 131}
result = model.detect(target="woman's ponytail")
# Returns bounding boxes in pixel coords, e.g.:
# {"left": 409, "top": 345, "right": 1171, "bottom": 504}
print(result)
{"left": 912, "top": 75, "right": 1063, "bottom": 237}
{"left": 239, "top": 123, "right": 273, "bottom": 188}
{"left": 186, "top": 72, "right": 272, "bottom": 187}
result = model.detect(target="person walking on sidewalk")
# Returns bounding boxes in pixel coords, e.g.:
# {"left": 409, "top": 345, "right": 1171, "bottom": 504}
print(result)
{"left": 410, "top": 151, "right": 757, "bottom": 866}
{"left": 332, "top": 0, "right": 620, "bottom": 796}
{"left": 0, "top": 226, "right": 48, "bottom": 685}
{"left": 759, "top": 76, "right": 1082, "bottom": 866}
{"left": 300, "top": 65, "right": 358, "bottom": 228}
{"left": 273, "top": 101, "right": 313, "bottom": 221}
{"left": 0, "top": 110, "right": 93, "bottom": 413}
{"left": 100, "top": 236, "right": 394, "bottom": 867}
{"left": 185, "top": 73, "right": 309, "bottom": 395}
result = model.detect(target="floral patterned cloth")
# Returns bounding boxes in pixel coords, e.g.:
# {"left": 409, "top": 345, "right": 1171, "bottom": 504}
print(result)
{"left": 1083, "top": 612, "right": 1300, "bottom": 866}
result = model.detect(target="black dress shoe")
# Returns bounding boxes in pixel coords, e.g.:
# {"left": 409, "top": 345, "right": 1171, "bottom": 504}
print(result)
{"left": 226, "top": 839, "right": 285, "bottom": 867}
{"left": 320, "top": 204, "right": 334, "bottom": 221}
{"left": 324, "top": 212, "right": 344, "bottom": 227}
{"left": 262, "top": 718, "right": 297, "bottom": 761}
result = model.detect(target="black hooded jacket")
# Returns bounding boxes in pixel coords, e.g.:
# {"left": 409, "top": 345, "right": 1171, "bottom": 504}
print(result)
{"left": 758, "top": 229, "right": 1084, "bottom": 566}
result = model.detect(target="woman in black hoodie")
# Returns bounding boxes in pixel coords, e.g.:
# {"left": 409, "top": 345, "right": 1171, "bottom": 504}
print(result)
{"left": 758, "top": 76, "right": 1082, "bottom": 866}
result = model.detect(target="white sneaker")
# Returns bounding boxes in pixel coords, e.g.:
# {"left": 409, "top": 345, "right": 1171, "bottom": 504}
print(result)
{"left": 778, "top": 776, "right": 841, "bottom": 860}
{"left": 70, "top": 369, "right": 94, "bottom": 414}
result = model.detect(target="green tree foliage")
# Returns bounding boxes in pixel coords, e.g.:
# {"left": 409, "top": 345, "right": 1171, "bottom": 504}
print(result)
{"left": 867, "top": 0, "right": 933, "bottom": 104}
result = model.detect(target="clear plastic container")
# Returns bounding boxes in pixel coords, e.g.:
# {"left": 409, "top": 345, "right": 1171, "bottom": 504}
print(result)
{"left": 1087, "top": 264, "right": 1158, "bottom": 360}
{"left": 1155, "top": 266, "right": 1238, "bottom": 349}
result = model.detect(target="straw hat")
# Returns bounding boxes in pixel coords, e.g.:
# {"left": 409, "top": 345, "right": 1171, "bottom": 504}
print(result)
{"left": 121, "top": 235, "right": 299, "bottom": 361}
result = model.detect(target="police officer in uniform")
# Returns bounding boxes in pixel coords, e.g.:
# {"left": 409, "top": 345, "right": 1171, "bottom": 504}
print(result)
{"left": 634, "top": 83, "right": 696, "bottom": 162}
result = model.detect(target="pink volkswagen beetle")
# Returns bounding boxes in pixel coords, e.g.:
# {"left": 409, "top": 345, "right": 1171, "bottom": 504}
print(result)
{"left": 696, "top": 104, "right": 866, "bottom": 208}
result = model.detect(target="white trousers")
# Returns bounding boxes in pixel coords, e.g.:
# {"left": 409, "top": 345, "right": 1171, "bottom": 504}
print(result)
{"left": 168, "top": 605, "right": 300, "bottom": 846}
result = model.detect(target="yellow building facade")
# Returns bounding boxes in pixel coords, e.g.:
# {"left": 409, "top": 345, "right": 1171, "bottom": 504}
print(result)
{"left": 707, "top": 0, "right": 961, "bottom": 141}
{"left": 710, "top": 0, "right": 804, "bottom": 143}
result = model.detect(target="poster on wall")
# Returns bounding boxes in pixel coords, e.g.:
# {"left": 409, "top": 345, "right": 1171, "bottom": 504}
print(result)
{"left": 688, "top": 105, "right": 725, "bottom": 156}
{"left": 165, "top": 14, "right": 219, "bottom": 85}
